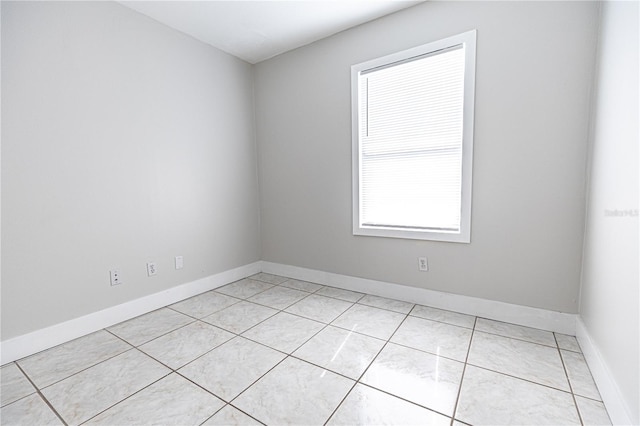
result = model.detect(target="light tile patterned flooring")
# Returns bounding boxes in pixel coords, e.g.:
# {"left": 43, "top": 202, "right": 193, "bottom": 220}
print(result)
{"left": 1, "top": 273, "right": 612, "bottom": 425}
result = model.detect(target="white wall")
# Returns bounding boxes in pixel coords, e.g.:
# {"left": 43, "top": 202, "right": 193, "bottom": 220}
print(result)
{"left": 254, "top": 1, "right": 599, "bottom": 313}
{"left": 579, "top": 1, "right": 639, "bottom": 423}
{"left": 1, "top": 1, "right": 261, "bottom": 340}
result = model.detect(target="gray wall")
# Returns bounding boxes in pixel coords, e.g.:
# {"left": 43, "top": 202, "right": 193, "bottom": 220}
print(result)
{"left": 1, "top": 1, "right": 261, "bottom": 339}
{"left": 579, "top": 1, "right": 639, "bottom": 423}
{"left": 254, "top": 1, "right": 599, "bottom": 313}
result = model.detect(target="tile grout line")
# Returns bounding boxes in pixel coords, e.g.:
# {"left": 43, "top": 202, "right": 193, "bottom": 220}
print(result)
{"left": 19, "top": 340, "right": 135, "bottom": 391}
{"left": 359, "top": 312, "right": 410, "bottom": 380}
{"left": 196, "top": 406, "right": 226, "bottom": 426}
{"left": 197, "top": 403, "right": 266, "bottom": 426}
{"left": 171, "top": 281, "right": 335, "bottom": 374}
{"left": 222, "top": 351, "right": 291, "bottom": 423}
{"left": 277, "top": 278, "right": 324, "bottom": 293}
{"left": 395, "top": 313, "right": 475, "bottom": 331}
{"left": 166, "top": 298, "right": 244, "bottom": 323}
{"left": 460, "top": 363, "right": 579, "bottom": 396}
{"left": 555, "top": 333, "right": 585, "bottom": 426}
{"left": 122, "top": 324, "right": 233, "bottom": 373}
{"left": 384, "top": 320, "right": 475, "bottom": 364}
{"left": 215, "top": 279, "right": 278, "bottom": 301}
{"left": 460, "top": 327, "right": 592, "bottom": 396}
{"left": 471, "top": 328, "right": 558, "bottom": 349}
{"left": 131, "top": 316, "right": 241, "bottom": 358}
{"left": 327, "top": 307, "right": 464, "bottom": 423}
{"left": 78, "top": 365, "right": 173, "bottom": 425}
{"left": 102, "top": 337, "right": 264, "bottom": 426}
{"left": 263, "top": 316, "right": 386, "bottom": 384}
{"left": 570, "top": 393, "right": 607, "bottom": 403}
{"left": 173, "top": 370, "right": 267, "bottom": 426}
{"left": 449, "top": 316, "right": 478, "bottom": 426}
{"left": 235, "top": 285, "right": 361, "bottom": 353}
{"left": 241, "top": 294, "right": 341, "bottom": 356}
{"left": 173, "top": 362, "right": 275, "bottom": 426}
{"left": 283, "top": 298, "right": 355, "bottom": 322}
{"left": 322, "top": 377, "right": 358, "bottom": 425}
{"left": 177, "top": 288, "right": 346, "bottom": 424}
{"left": 168, "top": 333, "right": 251, "bottom": 373}
{"left": 243, "top": 291, "right": 315, "bottom": 313}
{"left": 106, "top": 330, "right": 228, "bottom": 380}
{"left": 225, "top": 402, "right": 269, "bottom": 425}
{"left": 238, "top": 303, "right": 393, "bottom": 385}
{"left": 356, "top": 381, "right": 454, "bottom": 420}
{"left": 312, "top": 289, "right": 365, "bottom": 304}
{"left": 0, "top": 388, "right": 37, "bottom": 410}
{"left": 122, "top": 315, "right": 200, "bottom": 347}
{"left": 115, "top": 306, "right": 361, "bottom": 404}
{"left": 324, "top": 303, "right": 488, "bottom": 424}
{"left": 560, "top": 347, "right": 606, "bottom": 403}
{"left": 322, "top": 311, "right": 412, "bottom": 425}
{"left": 223, "top": 291, "right": 357, "bottom": 425}
{"left": 164, "top": 286, "right": 297, "bottom": 371}
{"left": 13, "top": 362, "right": 68, "bottom": 426}
{"left": 476, "top": 316, "right": 562, "bottom": 334}
{"left": 323, "top": 309, "right": 406, "bottom": 424}
{"left": 356, "top": 297, "right": 415, "bottom": 315}
{"left": 201, "top": 302, "right": 281, "bottom": 335}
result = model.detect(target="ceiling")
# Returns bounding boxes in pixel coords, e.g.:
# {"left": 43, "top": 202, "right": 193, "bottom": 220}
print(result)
{"left": 118, "top": 1, "right": 423, "bottom": 64}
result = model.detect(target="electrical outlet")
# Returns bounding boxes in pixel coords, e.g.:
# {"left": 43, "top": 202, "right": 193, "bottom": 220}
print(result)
{"left": 418, "top": 257, "right": 428, "bottom": 272}
{"left": 147, "top": 262, "right": 157, "bottom": 276}
{"left": 110, "top": 270, "right": 122, "bottom": 286}
{"left": 175, "top": 256, "right": 183, "bottom": 270}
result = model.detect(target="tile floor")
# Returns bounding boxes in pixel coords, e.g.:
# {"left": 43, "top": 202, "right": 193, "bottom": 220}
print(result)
{"left": 1, "top": 273, "right": 612, "bottom": 426}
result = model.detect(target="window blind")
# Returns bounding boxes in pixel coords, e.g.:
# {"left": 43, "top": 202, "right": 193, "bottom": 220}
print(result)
{"left": 358, "top": 45, "right": 466, "bottom": 232}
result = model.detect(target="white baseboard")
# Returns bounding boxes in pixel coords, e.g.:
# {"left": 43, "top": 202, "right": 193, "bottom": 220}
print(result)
{"left": 0, "top": 260, "right": 576, "bottom": 365}
{"left": 261, "top": 261, "right": 577, "bottom": 335}
{"left": 576, "top": 317, "right": 635, "bottom": 425}
{"left": 0, "top": 261, "right": 261, "bottom": 365}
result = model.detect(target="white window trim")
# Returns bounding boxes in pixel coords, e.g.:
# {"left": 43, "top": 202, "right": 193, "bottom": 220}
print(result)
{"left": 351, "top": 30, "right": 477, "bottom": 243}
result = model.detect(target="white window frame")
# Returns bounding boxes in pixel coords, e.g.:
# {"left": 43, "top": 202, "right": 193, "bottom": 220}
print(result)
{"left": 351, "top": 30, "right": 477, "bottom": 243}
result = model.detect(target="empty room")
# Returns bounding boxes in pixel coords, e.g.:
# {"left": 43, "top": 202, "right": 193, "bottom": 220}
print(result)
{"left": 1, "top": 0, "right": 638, "bottom": 425}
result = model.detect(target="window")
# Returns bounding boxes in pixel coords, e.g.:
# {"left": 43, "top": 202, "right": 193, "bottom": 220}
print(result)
{"left": 351, "top": 30, "right": 476, "bottom": 243}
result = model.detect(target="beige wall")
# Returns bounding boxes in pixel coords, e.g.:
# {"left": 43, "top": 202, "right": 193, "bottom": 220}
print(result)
{"left": 254, "top": 1, "right": 599, "bottom": 313}
{"left": 579, "top": 1, "right": 639, "bottom": 423}
{"left": 1, "top": 1, "right": 261, "bottom": 339}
